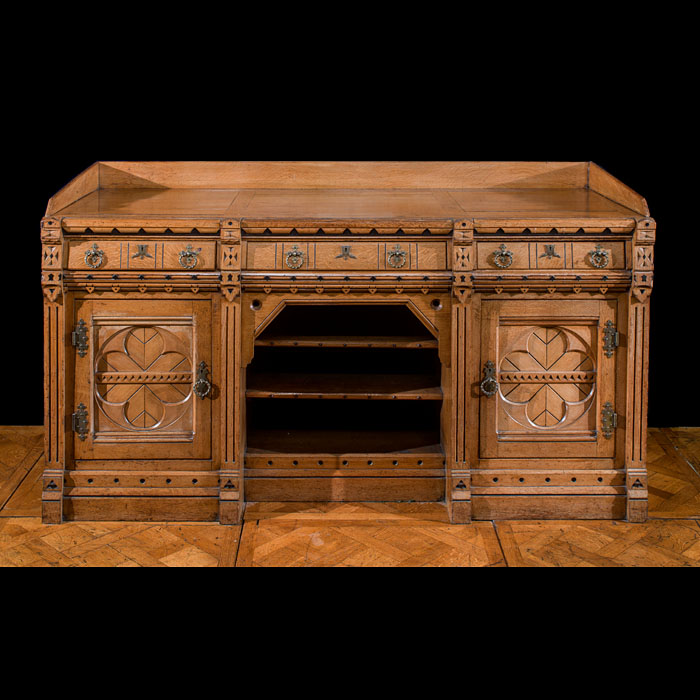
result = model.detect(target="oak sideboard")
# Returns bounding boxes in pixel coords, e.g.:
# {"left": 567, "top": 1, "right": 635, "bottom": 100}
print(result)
{"left": 40, "top": 161, "right": 654, "bottom": 524}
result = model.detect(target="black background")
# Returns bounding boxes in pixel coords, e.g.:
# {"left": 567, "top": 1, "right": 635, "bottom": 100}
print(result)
{"left": 7, "top": 36, "right": 696, "bottom": 428}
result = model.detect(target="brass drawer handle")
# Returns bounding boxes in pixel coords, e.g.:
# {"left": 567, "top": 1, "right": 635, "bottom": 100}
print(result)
{"left": 480, "top": 361, "right": 499, "bottom": 397}
{"left": 589, "top": 244, "right": 610, "bottom": 269}
{"left": 285, "top": 244, "right": 305, "bottom": 269}
{"left": 387, "top": 244, "right": 407, "bottom": 269}
{"left": 84, "top": 243, "right": 105, "bottom": 269}
{"left": 493, "top": 244, "right": 514, "bottom": 269}
{"left": 179, "top": 244, "right": 201, "bottom": 269}
{"left": 193, "top": 361, "right": 212, "bottom": 399}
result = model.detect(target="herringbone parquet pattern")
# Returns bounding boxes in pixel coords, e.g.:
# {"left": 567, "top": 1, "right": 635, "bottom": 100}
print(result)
{"left": 1, "top": 427, "right": 698, "bottom": 567}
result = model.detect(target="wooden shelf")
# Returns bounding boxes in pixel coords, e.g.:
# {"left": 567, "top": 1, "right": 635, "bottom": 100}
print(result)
{"left": 255, "top": 335, "right": 438, "bottom": 349}
{"left": 246, "top": 429, "right": 443, "bottom": 455}
{"left": 246, "top": 373, "right": 443, "bottom": 400}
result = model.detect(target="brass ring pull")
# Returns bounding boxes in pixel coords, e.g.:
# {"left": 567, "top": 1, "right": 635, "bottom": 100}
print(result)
{"left": 285, "top": 245, "right": 305, "bottom": 269}
{"left": 387, "top": 244, "right": 408, "bottom": 269}
{"left": 493, "top": 244, "right": 514, "bottom": 269}
{"left": 179, "top": 244, "right": 201, "bottom": 269}
{"left": 589, "top": 244, "right": 610, "bottom": 269}
{"left": 84, "top": 243, "right": 105, "bottom": 269}
{"left": 480, "top": 361, "right": 499, "bottom": 397}
{"left": 193, "top": 361, "right": 212, "bottom": 399}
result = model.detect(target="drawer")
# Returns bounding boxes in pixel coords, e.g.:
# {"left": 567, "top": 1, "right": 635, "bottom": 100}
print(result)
{"left": 66, "top": 240, "right": 217, "bottom": 271}
{"left": 244, "top": 240, "right": 449, "bottom": 271}
{"left": 476, "top": 241, "right": 626, "bottom": 271}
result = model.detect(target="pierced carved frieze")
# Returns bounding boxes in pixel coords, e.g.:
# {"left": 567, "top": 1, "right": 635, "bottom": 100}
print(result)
{"left": 61, "top": 222, "right": 220, "bottom": 235}
{"left": 42, "top": 244, "right": 62, "bottom": 270}
{"left": 220, "top": 244, "right": 241, "bottom": 269}
{"left": 63, "top": 271, "right": 221, "bottom": 294}
{"left": 454, "top": 246, "right": 473, "bottom": 271}
{"left": 473, "top": 222, "right": 636, "bottom": 235}
{"left": 241, "top": 221, "right": 453, "bottom": 236}
{"left": 471, "top": 272, "right": 631, "bottom": 295}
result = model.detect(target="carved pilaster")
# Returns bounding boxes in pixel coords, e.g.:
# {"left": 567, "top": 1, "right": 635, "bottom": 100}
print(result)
{"left": 219, "top": 220, "right": 244, "bottom": 524}
{"left": 626, "top": 217, "right": 655, "bottom": 522}
{"left": 450, "top": 221, "right": 473, "bottom": 523}
{"left": 41, "top": 217, "right": 65, "bottom": 523}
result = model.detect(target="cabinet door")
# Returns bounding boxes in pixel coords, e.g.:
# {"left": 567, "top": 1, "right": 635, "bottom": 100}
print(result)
{"left": 479, "top": 299, "right": 617, "bottom": 459}
{"left": 73, "top": 299, "right": 212, "bottom": 460}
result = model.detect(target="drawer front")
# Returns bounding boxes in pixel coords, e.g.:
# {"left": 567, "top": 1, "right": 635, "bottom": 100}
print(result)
{"left": 244, "top": 240, "right": 448, "bottom": 271}
{"left": 476, "top": 241, "right": 626, "bottom": 271}
{"left": 67, "top": 240, "right": 217, "bottom": 271}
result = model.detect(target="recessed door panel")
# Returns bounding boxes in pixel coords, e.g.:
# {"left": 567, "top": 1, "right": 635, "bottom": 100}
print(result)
{"left": 73, "top": 299, "right": 212, "bottom": 460}
{"left": 479, "top": 299, "right": 617, "bottom": 459}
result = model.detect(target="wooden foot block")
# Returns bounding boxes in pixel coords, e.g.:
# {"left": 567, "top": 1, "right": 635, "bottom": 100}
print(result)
{"left": 219, "top": 500, "right": 243, "bottom": 525}
{"left": 451, "top": 500, "right": 472, "bottom": 524}
{"left": 627, "top": 499, "right": 648, "bottom": 523}
{"left": 42, "top": 499, "right": 63, "bottom": 524}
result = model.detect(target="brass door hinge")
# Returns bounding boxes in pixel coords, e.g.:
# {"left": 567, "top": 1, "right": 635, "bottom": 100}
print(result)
{"left": 601, "top": 402, "right": 617, "bottom": 439}
{"left": 603, "top": 320, "right": 619, "bottom": 358}
{"left": 72, "top": 402, "right": 89, "bottom": 441}
{"left": 71, "top": 319, "right": 88, "bottom": 357}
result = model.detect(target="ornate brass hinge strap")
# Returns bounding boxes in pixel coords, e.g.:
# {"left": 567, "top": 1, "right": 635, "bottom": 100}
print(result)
{"left": 72, "top": 402, "right": 89, "bottom": 441}
{"left": 603, "top": 320, "right": 620, "bottom": 358}
{"left": 71, "top": 319, "right": 88, "bottom": 358}
{"left": 601, "top": 402, "right": 617, "bottom": 439}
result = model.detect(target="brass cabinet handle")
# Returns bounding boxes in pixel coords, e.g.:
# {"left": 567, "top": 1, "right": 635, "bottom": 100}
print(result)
{"left": 285, "top": 244, "right": 305, "bottom": 269}
{"left": 193, "top": 361, "right": 212, "bottom": 399}
{"left": 387, "top": 244, "right": 408, "bottom": 269}
{"left": 480, "top": 361, "right": 499, "bottom": 396}
{"left": 493, "top": 244, "right": 514, "bottom": 269}
{"left": 589, "top": 244, "right": 610, "bottom": 269}
{"left": 179, "top": 244, "right": 201, "bottom": 269}
{"left": 84, "top": 243, "right": 105, "bottom": 269}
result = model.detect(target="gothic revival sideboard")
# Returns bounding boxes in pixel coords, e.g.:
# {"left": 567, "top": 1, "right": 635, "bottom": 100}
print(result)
{"left": 40, "top": 161, "right": 655, "bottom": 524}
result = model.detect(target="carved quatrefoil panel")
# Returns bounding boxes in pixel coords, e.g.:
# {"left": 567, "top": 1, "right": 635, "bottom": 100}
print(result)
{"left": 498, "top": 327, "right": 596, "bottom": 431}
{"left": 94, "top": 326, "right": 193, "bottom": 432}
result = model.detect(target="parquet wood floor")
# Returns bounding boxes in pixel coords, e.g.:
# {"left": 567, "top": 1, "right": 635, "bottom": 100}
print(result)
{"left": 1, "top": 427, "right": 698, "bottom": 567}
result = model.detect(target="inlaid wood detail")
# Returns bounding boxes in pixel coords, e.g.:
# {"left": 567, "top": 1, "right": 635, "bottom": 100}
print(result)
{"left": 40, "top": 163, "right": 654, "bottom": 525}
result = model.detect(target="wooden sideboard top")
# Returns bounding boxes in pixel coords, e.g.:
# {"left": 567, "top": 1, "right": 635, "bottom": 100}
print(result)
{"left": 46, "top": 161, "right": 650, "bottom": 226}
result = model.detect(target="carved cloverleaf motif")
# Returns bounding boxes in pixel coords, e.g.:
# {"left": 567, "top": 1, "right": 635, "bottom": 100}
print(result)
{"left": 94, "top": 326, "right": 193, "bottom": 432}
{"left": 499, "top": 327, "right": 596, "bottom": 430}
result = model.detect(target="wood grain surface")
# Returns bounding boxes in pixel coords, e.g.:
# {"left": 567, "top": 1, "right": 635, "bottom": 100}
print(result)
{"left": 1, "top": 426, "right": 696, "bottom": 566}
